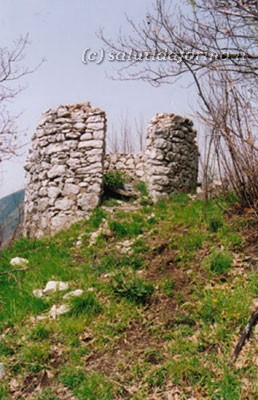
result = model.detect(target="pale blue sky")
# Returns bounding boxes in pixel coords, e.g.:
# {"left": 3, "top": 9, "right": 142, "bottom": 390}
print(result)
{"left": 0, "top": 0, "right": 196, "bottom": 198}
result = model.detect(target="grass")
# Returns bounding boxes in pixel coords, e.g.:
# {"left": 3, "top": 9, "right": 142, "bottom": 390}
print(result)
{"left": 111, "top": 273, "right": 154, "bottom": 305}
{"left": 210, "top": 250, "right": 232, "bottom": 274}
{"left": 0, "top": 193, "right": 257, "bottom": 399}
{"left": 68, "top": 292, "right": 103, "bottom": 318}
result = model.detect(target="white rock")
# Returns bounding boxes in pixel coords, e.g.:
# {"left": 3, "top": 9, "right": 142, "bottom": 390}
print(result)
{"left": 55, "top": 198, "right": 73, "bottom": 211}
{"left": 30, "top": 315, "right": 48, "bottom": 322}
{"left": 63, "top": 289, "right": 84, "bottom": 299}
{"left": 49, "top": 304, "right": 70, "bottom": 319}
{"left": 89, "top": 231, "right": 99, "bottom": 246}
{"left": 76, "top": 239, "right": 82, "bottom": 248}
{"left": 57, "top": 107, "right": 70, "bottom": 118}
{"left": 48, "top": 186, "right": 61, "bottom": 199}
{"left": 10, "top": 257, "right": 29, "bottom": 267}
{"left": 78, "top": 140, "right": 103, "bottom": 149}
{"left": 33, "top": 289, "right": 44, "bottom": 298}
{"left": 87, "top": 122, "right": 104, "bottom": 131}
{"left": 0, "top": 363, "right": 5, "bottom": 380}
{"left": 80, "top": 133, "right": 92, "bottom": 141}
{"left": 74, "top": 122, "right": 86, "bottom": 131}
{"left": 62, "top": 183, "right": 80, "bottom": 196}
{"left": 43, "top": 281, "right": 69, "bottom": 295}
{"left": 47, "top": 165, "right": 66, "bottom": 179}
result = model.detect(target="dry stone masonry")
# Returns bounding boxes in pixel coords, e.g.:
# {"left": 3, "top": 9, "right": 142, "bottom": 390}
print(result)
{"left": 24, "top": 102, "right": 106, "bottom": 238}
{"left": 145, "top": 113, "right": 199, "bottom": 202}
{"left": 104, "top": 152, "right": 146, "bottom": 180}
{"left": 24, "top": 104, "right": 198, "bottom": 238}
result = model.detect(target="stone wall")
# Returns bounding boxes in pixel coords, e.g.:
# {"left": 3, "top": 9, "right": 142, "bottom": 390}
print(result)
{"left": 145, "top": 113, "right": 199, "bottom": 202}
{"left": 104, "top": 152, "right": 146, "bottom": 180}
{"left": 24, "top": 105, "right": 199, "bottom": 238}
{"left": 24, "top": 103, "right": 106, "bottom": 238}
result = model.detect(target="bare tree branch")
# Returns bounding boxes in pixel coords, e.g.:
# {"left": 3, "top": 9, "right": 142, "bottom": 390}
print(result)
{"left": 0, "top": 34, "right": 44, "bottom": 163}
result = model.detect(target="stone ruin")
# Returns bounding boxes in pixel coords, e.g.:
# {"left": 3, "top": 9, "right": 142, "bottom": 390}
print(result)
{"left": 146, "top": 113, "right": 199, "bottom": 202}
{"left": 24, "top": 102, "right": 198, "bottom": 238}
{"left": 24, "top": 103, "right": 106, "bottom": 238}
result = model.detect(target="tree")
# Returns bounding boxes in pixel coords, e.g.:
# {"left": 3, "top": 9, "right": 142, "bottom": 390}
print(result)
{"left": 107, "top": 114, "right": 146, "bottom": 153}
{"left": 100, "top": 0, "right": 258, "bottom": 211}
{"left": 0, "top": 34, "right": 39, "bottom": 163}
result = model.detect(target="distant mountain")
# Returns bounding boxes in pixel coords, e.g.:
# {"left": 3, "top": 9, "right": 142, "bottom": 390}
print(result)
{"left": 0, "top": 189, "right": 25, "bottom": 246}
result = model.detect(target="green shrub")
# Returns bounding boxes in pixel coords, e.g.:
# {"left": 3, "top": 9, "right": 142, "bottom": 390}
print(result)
{"left": 111, "top": 273, "right": 154, "bottom": 305}
{"left": 210, "top": 251, "right": 232, "bottom": 274}
{"left": 69, "top": 292, "right": 103, "bottom": 317}
{"left": 103, "top": 170, "right": 126, "bottom": 192}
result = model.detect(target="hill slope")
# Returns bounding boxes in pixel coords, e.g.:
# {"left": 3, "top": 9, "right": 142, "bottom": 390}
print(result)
{"left": 0, "top": 190, "right": 24, "bottom": 246}
{"left": 0, "top": 192, "right": 257, "bottom": 399}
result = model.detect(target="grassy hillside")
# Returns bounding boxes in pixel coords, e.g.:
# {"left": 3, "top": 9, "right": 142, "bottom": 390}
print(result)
{"left": 0, "top": 190, "right": 24, "bottom": 245}
{"left": 0, "top": 191, "right": 257, "bottom": 399}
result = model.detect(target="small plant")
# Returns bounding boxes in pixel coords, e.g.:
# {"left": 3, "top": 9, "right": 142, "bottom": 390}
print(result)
{"left": 59, "top": 369, "right": 86, "bottom": 390}
{"left": 109, "top": 221, "right": 127, "bottom": 238}
{"left": 69, "top": 292, "right": 103, "bottom": 317}
{"left": 140, "top": 197, "right": 154, "bottom": 206}
{"left": 37, "top": 388, "right": 58, "bottom": 400}
{"left": 209, "top": 218, "right": 222, "bottom": 233}
{"left": 210, "top": 251, "right": 232, "bottom": 274}
{"left": 111, "top": 273, "right": 154, "bottom": 305}
{"left": 88, "top": 208, "right": 107, "bottom": 230}
{"left": 30, "top": 324, "right": 51, "bottom": 340}
{"left": 0, "top": 385, "right": 8, "bottom": 400}
{"left": 109, "top": 220, "right": 143, "bottom": 238}
{"left": 163, "top": 278, "right": 175, "bottom": 298}
{"left": 102, "top": 198, "right": 119, "bottom": 207}
{"left": 103, "top": 170, "right": 126, "bottom": 192}
{"left": 136, "top": 181, "right": 148, "bottom": 197}
{"left": 21, "top": 344, "right": 50, "bottom": 373}
{"left": 119, "top": 254, "right": 144, "bottom": 270}
{"left": 77, "top": 372, "right": 114, "bottom": 400}
{"left": 146, "top": 365, "right": 169, "bottom": 387}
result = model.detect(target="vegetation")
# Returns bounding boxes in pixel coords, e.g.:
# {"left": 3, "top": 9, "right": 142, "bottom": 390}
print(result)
{"left": 103, "top": 170, "right": 127, "bottom": 193}
{"left": 100, "top": 0, "right": 258, "bottom": 212}
{"left": 0, "top": 194, "right": 257, "bottom": 399}
{"left": 0, "top": 190, "right": 24, "bottom": 247}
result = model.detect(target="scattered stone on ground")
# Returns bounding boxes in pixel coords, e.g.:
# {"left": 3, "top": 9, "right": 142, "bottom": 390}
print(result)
{"left": 42, "top": 281, "right": 69, "bottom": 295}
{"left": 0, "top": 363, "right": 5, "bottom": 380}
{"left": 88, "top": 219, "right": 112, "bottom": 246}
{"left": 116, "top": 239, "right": 134, "bottom": 255}
{"left": 32, "top": 289, "right": 44, "bottom": 298}
{"left": 10, "top": 257, "right": 29, "bottom": 267}
{"left": 63, "top": 289, "right": 84, "bottom": 299}
{"left": 49, "top": 304, "right": 70, "bottom": 319}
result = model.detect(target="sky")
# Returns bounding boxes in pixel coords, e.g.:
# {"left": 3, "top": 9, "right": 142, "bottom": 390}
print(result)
{"left": 0, "top": 0, "right": 197, "bottom": 198}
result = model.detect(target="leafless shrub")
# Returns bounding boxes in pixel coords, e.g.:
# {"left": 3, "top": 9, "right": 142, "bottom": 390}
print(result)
{"left": 100, "top": 0, "right": 258, "bottom": 211}
{"left": 107, "top": 114, "right": 146, "bottom": 153}
{"left": 0, "top": 34, "right": 43, "bottom": 163}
